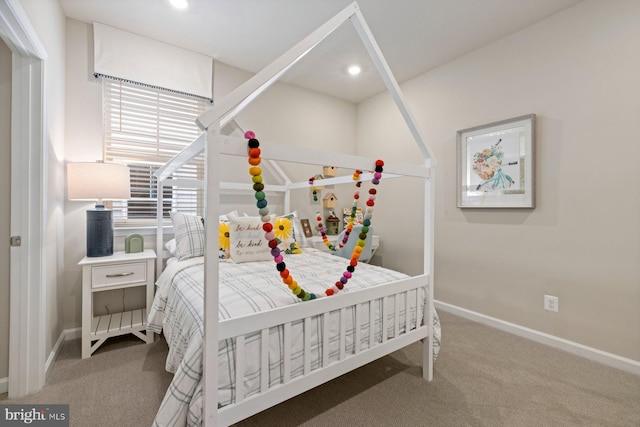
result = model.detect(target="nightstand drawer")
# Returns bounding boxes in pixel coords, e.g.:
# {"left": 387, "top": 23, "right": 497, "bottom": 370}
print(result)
{"left": 92, "top": 262, "right": 147, "bottom": 289}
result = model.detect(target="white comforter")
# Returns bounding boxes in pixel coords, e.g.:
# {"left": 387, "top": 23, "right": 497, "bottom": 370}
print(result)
{"left": 148, "top": 249, "right": 440, "bottom": 426}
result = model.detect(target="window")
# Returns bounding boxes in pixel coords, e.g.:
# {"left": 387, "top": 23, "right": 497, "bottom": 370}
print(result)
{"left": 102, "top": 78, "right": 209, "bottom": 226}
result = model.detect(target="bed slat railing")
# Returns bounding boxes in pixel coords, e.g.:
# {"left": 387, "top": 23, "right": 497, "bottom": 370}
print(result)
{"left": 283, "top": 322, "right": 292, "bottom": 384}
{"left": 235, "top": 336, "right": 245, "bottom": 404}
{"left": 381, "top": 296, "right": 388, "bottom": 343}
{"left": 354, "top": 303, "right": 362, "bottom": 354}
{"left": 406, "top": 293, "right": 410, "bottom": 333}
{"left": 322, "top": 314, "right": 330, "bottom": 368}
{"left": 339, "top": 308, "right": 346, "bottom": 361}
{"left": 260, "top": 329, "right": 269, "bottom": 394}
{"left": 368, "top": 301, "right": 375, "bottom": 349}
{"left": 220, "top": 275, "right": 432, "bottom": 426}
{"left": 393, "top": 296, "right": 399, "bottom": 337}
{"left": 303, "top": 318, "right": 312, "bottom": 375}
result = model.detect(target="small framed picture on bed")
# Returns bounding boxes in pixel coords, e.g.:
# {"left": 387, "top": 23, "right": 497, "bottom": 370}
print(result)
{"left": 300, "top": 218, "right": 313, "bottom": 238}
{"left": 457, "top": 114, "right": 536, "bottom": 208}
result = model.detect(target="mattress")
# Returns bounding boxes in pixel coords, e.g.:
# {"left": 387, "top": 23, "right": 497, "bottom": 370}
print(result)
{"left": 148, "top": 249, "right": 440, "bottom": 426}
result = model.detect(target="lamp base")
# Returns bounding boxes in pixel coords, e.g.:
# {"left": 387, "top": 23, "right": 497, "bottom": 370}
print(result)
{"left": 87, "top": 207, "right": 113, "bottom": 257}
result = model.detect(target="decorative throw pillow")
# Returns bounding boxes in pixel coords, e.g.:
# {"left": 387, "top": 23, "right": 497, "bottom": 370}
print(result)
{"left": 219, "top": 210, "right": 237, "bottom": 222}
{"left": 164, "top": 238, "right": 177, "bottom": 256}
{"left": 219, "top": 219, "right": 231, "bottom": 259}
{"left": 275, "top": 212, "right": 302, "bottom": 254}
{"left": 218, "top": 210, "right": 239, "bottom": 259}
{"left": 227, "top": 213, "right": 274, "bottom": 263}
{"left": 171, "top": 212, "right": 205, "bottom": 261}
{"left": 334, "top": 224, "right": 373, "bottom": 262}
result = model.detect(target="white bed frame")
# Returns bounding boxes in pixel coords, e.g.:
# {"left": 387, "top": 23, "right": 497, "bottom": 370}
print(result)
{"left": 154, "top": 3, "right": 436, "bottom": 426}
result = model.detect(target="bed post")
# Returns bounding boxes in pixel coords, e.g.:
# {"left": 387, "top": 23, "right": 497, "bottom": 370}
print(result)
{"left": 203, "top": 126, "right": 221, "bottom": 426}
{"left": 352, "top": 6, "right": 436, "bottom": 381}
{"left": 423, "top": 163, "right": 435, "bottom": 381}
{"left": 156, "top": 179, "right": 164, "bottom": 278}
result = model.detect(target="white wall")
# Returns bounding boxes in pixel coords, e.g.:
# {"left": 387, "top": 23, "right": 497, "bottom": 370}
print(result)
{"left": 63, "top": 20, "right": 358, "bottom": 326}
{"left": 357, "top": 0, "right": 640, "bottom": 361}
{"left": 63, "top": 18, "right": 103, "bottom": 327}
{"left": 19, "top": 0, "right": 67, "bottom": 362}
{"left": 213, "top": 61, "right": 358, "bottom": 224}
{"left": 0, "top": 38, "right": 11, "bottom": 383}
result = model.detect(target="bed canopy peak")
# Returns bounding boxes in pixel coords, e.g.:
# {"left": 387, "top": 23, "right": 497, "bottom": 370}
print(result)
{"left": 196, "top": 1, "right": 436, "bottom": 165}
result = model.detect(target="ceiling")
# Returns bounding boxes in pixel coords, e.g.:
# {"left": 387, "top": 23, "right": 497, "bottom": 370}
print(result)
{"left": 60, "top": 0, "right": 584, "bottom": 103}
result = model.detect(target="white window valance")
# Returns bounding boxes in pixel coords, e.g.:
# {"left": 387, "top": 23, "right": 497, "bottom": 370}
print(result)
{"left": 93, "top": 22, "right": 213, "bottom": 100}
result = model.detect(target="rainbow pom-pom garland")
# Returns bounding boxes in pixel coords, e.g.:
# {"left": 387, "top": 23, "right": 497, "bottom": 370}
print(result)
{"left": 314, "top": 168, "right": 376, "bottom": 251}
{"left": 308, "top": 176, "right": 318, "bottom": 201}
{"left": 245, "top": 130, "right": 383, "bottom": 300}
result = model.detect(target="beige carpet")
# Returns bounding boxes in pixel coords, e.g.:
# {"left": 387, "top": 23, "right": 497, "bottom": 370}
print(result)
{"left": 2, "top": 311, "right": 639, "bottom": 426}
{"left": 0, "top": 334, "right": 173, "bottom": 425}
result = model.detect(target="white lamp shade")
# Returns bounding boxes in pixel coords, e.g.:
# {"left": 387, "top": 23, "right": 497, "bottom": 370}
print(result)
{"left": 67, "top": 162, "right": 131, "bottom": 201}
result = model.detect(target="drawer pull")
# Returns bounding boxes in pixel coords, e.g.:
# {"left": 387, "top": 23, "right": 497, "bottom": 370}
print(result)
{"left": 105, "top": 272, "right": 135, "bottom": 278}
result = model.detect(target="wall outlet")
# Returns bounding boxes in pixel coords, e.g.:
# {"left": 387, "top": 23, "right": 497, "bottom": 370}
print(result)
{"left": 544, "top": 295, "right": 559, "bottom": 312}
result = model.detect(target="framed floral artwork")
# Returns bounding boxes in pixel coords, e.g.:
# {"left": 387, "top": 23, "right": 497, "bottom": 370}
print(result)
{"left": 457, "top": 114, "right": 536, "bottom": 208}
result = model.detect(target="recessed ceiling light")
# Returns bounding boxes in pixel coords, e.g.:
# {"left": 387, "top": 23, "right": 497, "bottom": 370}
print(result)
{"left": 347, "top": 65, "right": 361, "bottom": 76}
{"left": 170, "top": 0, "right": 188, "bottom": 9}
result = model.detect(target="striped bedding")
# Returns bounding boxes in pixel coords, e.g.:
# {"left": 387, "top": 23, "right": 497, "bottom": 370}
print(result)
{"left": 148, "top": 249, "right": 440, "bottom": 427}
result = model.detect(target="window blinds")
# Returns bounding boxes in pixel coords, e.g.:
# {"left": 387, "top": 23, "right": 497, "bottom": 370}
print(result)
{"left": 103, "top": 78, "right": 207, "bottom": 225}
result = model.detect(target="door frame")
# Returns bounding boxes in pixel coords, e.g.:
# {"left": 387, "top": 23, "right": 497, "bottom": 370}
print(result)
{"left": 0, "top": 0, "right": 48, "bottom": 397}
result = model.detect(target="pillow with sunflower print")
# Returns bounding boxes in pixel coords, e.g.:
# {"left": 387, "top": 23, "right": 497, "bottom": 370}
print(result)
{"left": 217, "top": 210, "right": 240, "bottom": 259}
{"left": 274, "top": 212, "right": 302, "bottom": 254}
{"left": 219, "top": 219, "right": 231, "bottom": 259}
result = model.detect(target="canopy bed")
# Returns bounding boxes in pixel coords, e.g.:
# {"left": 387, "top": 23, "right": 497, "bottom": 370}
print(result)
{"left": 148, "top": 3, "right": 438, "bottom": 425}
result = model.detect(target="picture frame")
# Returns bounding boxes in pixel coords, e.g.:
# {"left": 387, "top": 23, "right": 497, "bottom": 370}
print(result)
{"left": 300, "top": 218, "right": 314, "bottom": 238}
{"left": 457, "top": 114, "right": 536, "bottom": 208}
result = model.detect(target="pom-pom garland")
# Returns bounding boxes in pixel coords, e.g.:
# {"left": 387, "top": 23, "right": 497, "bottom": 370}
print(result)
{"left": 313, "top": 168, "right": 383, "bottom": 252}
{"left": 245, "top": 130, "right": 383, "bottom": 300}
{"left": 308, "top": 176, "right": 318, "bottom": 201}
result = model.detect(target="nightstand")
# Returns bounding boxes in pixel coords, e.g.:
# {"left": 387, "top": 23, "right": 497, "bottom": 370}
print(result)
{"left": 79, "top": 249, "right": 156, "bottom": 358}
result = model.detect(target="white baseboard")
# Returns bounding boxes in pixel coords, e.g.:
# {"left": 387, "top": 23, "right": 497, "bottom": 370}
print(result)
{"left": 434, "top": 300, "right": 640, "bottom": 377}
{"left": 45, "top": 331, "right": 66, "bottom": 376}
{"left": 63, "top": 327, "right": 82, "bottom": 341}
{"left": 45, "top": 327, "right": 82, "bottom": 377}
{"left": 3, "top": 328, "right": 82, "bottom": 394}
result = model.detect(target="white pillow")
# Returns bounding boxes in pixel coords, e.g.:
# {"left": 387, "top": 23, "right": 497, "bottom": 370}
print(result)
{"left": 227, "top": 213, "right": 274, "bottom": 263}
{"left": 171, "top": 212, "right": 205, "bottom": 261}
{"left": 164, "top": 238, "right": 177, "bottom": 256}
{"left": 219, "top": 210, "right": 237, "bottom": 222}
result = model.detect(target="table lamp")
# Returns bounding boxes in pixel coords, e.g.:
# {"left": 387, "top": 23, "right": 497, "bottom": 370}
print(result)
{"left": 67, "top": 161, "right": 131, "bottom": 257}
